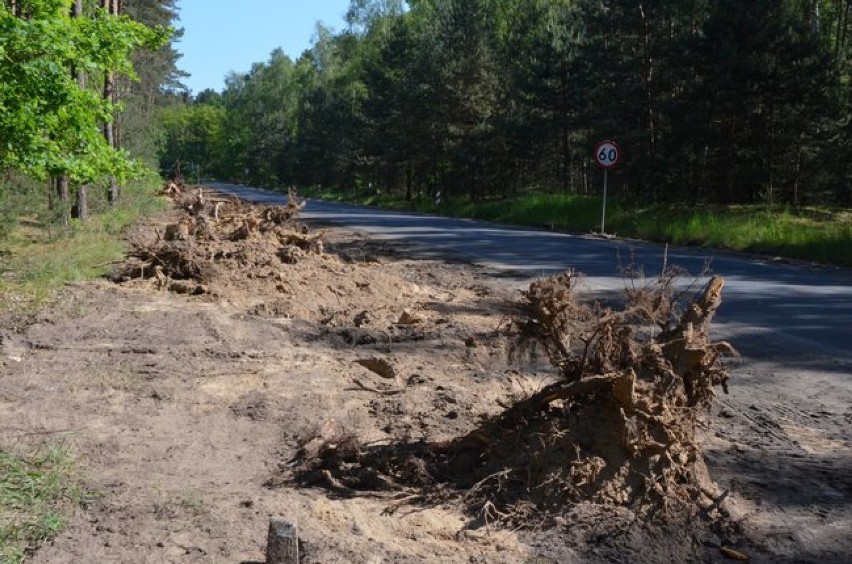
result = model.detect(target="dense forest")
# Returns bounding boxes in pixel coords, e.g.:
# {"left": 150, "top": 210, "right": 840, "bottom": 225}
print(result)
{"left": 0, "top": 0, "right": 183, "bottom": 225}
{"left": 161, "top": 0, "right": 852, "bottom": 207}
{"left": 3, "top": 1, "right": 851, "bottom": 219}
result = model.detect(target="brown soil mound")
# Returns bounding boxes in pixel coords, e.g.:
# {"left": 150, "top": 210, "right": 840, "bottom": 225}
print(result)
{"left": 149, "top": 183, "right": 739, "bottom": 527}
{"left": 289, "top": 271, "right": 738, "bottom": 527}
{"left": 116, "top": 183, "right": 318, "bottom": 296}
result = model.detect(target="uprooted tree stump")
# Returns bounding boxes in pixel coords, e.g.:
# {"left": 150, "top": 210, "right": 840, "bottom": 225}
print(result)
{"left": 289, "top": 271, "right": 737, "bottom": 525}
{"left": 113, "top": 184, "right": 321, "bottom": 292}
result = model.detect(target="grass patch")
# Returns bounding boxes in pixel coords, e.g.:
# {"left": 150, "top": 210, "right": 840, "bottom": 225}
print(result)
{"left": 306, "top": 188, "right": 852, "bottom": 266}
{"left": 441, "top": 193, "right": 613, "bottom": 232}
{"left": 0, "top": 175, "right": 166, "bottom": 310}
{"left": 0, "top": 444, "right": 81, "bottom": 564}
{"left": 621, "top": 206, "right": 852, "bottom": 266}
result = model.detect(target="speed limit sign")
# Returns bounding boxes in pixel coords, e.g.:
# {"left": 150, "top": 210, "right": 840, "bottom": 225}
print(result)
{"left": 594, "top": 140, "right": 621, "bottom": 234}
{"left": 594, "top": 140, "right": 621, "bottom": 168}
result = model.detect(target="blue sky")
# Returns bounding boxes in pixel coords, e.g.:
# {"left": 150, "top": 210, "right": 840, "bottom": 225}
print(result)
{"left": 175, "top": 0, "right": 351, "bottom": 94}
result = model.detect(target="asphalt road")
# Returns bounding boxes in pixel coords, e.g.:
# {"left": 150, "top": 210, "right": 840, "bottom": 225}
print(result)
{"left": 210, "top": 183, "right": 852, "bottom": 363}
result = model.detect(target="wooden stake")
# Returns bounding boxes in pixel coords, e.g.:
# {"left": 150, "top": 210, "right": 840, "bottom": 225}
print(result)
{"left": 266, "top": 518, "right": 299, "bottom": 564}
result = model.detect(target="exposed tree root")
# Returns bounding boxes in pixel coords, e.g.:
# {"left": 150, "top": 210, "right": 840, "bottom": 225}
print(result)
{"left": 114, "top": 183, "right": 321, "bottom": 292}
{"left": 288, "top": 271, "right": 738, "bottom": 526}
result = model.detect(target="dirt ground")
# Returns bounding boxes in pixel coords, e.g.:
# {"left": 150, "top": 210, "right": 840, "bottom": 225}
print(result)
{"left": 0, "top": 198, "right": 849, "bottom": 563}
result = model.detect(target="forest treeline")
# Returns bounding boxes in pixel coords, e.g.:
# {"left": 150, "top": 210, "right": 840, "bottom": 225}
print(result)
{"left": 161, "top": 0, "right": 852, "bottom": 207}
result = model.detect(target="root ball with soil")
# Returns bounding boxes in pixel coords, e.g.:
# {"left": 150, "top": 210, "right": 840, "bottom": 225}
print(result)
{"left": 290, "top": 270, "right": 737, "bottom": 526}
{"left": 115, "top": 182, "right": 320, "bottom": 294}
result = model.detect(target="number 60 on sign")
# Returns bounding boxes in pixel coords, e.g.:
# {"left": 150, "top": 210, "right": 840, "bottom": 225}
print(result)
{"left": 594, "top": 140, "right": 620, "bottom": 169}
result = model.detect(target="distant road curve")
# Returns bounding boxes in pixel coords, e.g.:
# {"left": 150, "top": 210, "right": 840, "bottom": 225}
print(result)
{"left": 209, "top": 182, "right": 852, "bottom": 362}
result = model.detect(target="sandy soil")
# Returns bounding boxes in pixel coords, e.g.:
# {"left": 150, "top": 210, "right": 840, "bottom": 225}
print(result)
{"left": 0, "top": 201, "right": 849, "bottom": 563}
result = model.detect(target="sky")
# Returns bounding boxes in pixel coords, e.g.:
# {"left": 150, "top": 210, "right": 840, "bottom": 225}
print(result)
{"left": 175, "top": 0, "right": 351, "bottom": 94}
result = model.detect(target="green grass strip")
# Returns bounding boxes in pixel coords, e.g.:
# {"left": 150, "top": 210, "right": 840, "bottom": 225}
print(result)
{"left": 0, "top": 445, "right": 80, "bottom": 564}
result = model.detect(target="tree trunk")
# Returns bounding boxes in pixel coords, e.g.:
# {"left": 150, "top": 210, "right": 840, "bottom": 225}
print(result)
{"left": 71, "top": 0, "right": 84, "bottom": 79}
{"left": 103, "top": 23, "right": 118, "bottom": 202}
{"left": 638, "top": 2, "right": 657, "bottom": 198}
{"left": 75, "top": 180, "right": 89, "bottom": 221}
{"left": 266, "top": 519, "right": 299, "bottom": 564}
{"left": 71, "top": 0, "right": 89, "bottom": 221}
{"left": 103, "top": 0, "right": 119, "bottom": 205}
{"left": 559, "top": 61, "right": 570, "bottom": 194}
{"left": 57, "top": 176, "right": 70, "bottom": 226}
{"left": 766, "top": 102, "right": 775, "bottom": 207}
{"left": 809, "top": 0, "right": 821, "bottom": 34}
{"left": 53, "top": 0, "right": 83, "bottom": 225}
{"left": 793, "top": 142, "right": 801, "bottom": 207}
{"left": 836, "top": 0, "right": 850, "bottom": 71}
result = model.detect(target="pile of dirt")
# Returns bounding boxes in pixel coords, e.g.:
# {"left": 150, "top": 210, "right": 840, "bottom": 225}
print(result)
{"left": 115, "top": 182, "right": 320, "bottom": 297}
{"left": 116, "top": 183, "right": 471, "bottom": 331}
{"left": 289, "top": 270, "right": 739, "bottom": 529}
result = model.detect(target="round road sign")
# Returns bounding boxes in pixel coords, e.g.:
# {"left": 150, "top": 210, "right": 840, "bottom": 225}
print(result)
{"left": 594, "top": 140, "right": 621, "bottom": 169}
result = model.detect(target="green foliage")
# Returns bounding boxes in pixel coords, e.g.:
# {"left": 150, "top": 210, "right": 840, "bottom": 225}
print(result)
{"left": 624, "top": 206, "right": 852, "bottom": 265}
{"left": 159, "top": 0, "right": 852, "bottom": 230}
{"left": 119, "top": 0, "right": 187, "bottom": 166}
{"left": 0, "top": 172, "right": 47, "bottom": 238}
{"left": 158, "top": 103, "right": 226, "bottom": 179}
{"left": 0, "top": 1, "right": 169, "bottom": 184}
{"left": 0, "top": 175, "right": 165, "bottom": 310}
{"left": 0, "top": 444, "right": 80, "bottom": 563}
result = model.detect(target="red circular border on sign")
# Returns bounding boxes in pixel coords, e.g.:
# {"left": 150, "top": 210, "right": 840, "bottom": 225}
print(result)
{"left": 594, "top": 140, "right": 621, "bottom": 169}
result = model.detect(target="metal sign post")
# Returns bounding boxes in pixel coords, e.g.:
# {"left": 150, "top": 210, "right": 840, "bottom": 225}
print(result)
{"left": 602, "top": 168, "right": 608, "bottom": 233}
{"left": 593, "top": 140, "right": 621, "bottom": 234}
